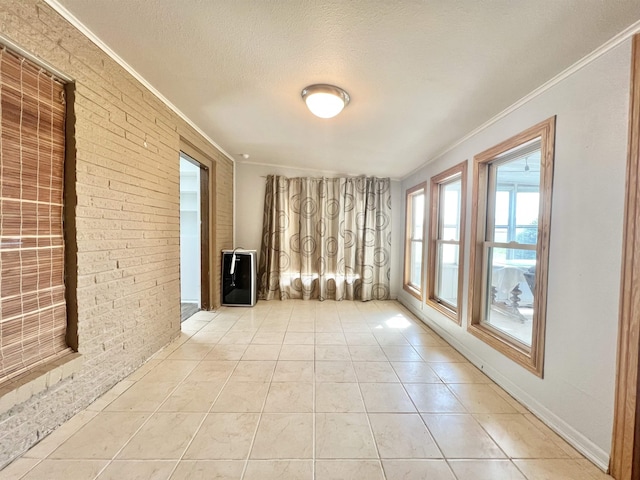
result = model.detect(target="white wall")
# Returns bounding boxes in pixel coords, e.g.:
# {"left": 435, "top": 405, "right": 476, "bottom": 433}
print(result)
{"left": 398, "top": 40, "right": 631, "bottom": 468}
{"left": 235, "top": 163, "right": 403, "bottom": 298}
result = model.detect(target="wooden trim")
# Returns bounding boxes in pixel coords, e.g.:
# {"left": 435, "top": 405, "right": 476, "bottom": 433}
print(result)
{"left": 200, "top": 166, "right": 211, "bottom": 310}
{"left": 467, "top": 116, "right": 556, "bottom": 377}
{"left": 403, "top": 182, "right": 427, "bottom": 301}
{"left": 64, "top": 82, "right": 78, "bottom": 351}
{"left": 426, "top": 161, "right": 467, "bottom": 324}
{"left": 610, "top": 34, "right": 640, "bottom": 480}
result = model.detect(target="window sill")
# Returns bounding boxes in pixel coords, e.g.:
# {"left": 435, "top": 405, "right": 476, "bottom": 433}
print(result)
{"left": 0, "top": 352, "right": 83, "bottom": 415}
{"left": 426, "top": 298, "right": 460, "bottom": 325}
{"left": 403, "top": 284, "right": 423, "bottom": 301}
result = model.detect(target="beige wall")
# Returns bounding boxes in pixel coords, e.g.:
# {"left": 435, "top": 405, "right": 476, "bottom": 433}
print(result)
{"left": 0, "top": 0, "right": 233, "bottom": 466}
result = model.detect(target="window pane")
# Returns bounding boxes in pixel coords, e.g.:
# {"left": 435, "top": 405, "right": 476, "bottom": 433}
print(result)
{"left": 410, "top": 240, "right": 422, "bottom": 287}
{"left": 440, "top": 180, "right": 461, "bottom": 241}
{"left": 412, "top": 193, "right": 424, "bottom": 240}
{"left": 515, "top": 227, "right": 538, "bottom": 248}
{"left": 494, "top": 190, "right": 510, "bottom": 226}
{"left": 492, "top": 151, "right": 541, "bottom": 243}
{"left": 516, "top": 192, "right": 539, "bottom": 226}
{"left": 436, "top": 243, "right": 459, "bottom": 307}
{"left": 483, "top": 246, "right": 536, "bottom": 346}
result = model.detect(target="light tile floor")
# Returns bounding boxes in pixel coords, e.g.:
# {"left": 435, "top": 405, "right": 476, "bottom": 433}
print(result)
{"left": 1, "top": 300, "right": 612, "bottom": 480}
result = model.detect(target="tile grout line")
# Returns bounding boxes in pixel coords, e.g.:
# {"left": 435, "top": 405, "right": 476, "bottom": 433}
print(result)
{"left": 164, "top": 328, "right": 246, "bottom": 479}
{"left": 87, "top": 310, "right": 227, "bottom": 479}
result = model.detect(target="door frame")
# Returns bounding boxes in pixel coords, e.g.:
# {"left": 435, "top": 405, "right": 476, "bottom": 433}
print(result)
{"left": 610, "top": 33, "right": 640, "bottom": 480}
{"left": 179, "top": 150, "right": 211, "bottom": 310}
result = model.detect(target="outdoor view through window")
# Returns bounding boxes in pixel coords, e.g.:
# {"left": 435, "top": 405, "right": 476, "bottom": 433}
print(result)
{"left": 482, "top": 140, "right": 541, "bottom": 346}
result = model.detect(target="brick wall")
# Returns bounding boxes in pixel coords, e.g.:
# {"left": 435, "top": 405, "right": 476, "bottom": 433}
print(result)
{"left": 0, "top": 0, "right": 234, "bottom": 466}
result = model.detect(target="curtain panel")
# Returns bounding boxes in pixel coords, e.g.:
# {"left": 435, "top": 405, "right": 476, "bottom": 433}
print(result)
{"left": 258, "top": 175, "right": 392, "bottom": 301}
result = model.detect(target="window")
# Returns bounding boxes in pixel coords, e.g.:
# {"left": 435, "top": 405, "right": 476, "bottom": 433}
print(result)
{"left": 468, "top": 117, "right": 555, "bottom": 376}
{"left": 0, "top": 47, "right": 70, "bottom": 384}
{"left": 403, "top": 183, "right": 426, "bottom": 300}
{"left": 427, "top": 162, "right": 467, "bottom": 323}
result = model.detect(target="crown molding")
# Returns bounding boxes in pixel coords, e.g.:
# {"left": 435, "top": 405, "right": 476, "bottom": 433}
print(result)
{"left": 402, "top": 18, "right": 640, "bottom": 181}
{"left": 237, "top": 159, "right": 401, "bottom": 181}
{"left": 43, "top": 0, "right": 235, "bottom": 164}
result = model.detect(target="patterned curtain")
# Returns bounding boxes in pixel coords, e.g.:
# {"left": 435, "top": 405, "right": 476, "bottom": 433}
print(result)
{"left": 258, "top": 175, "right": 392, "bottom": 301}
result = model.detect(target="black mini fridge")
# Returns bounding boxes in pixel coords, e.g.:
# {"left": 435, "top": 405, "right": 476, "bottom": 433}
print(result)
{"left": 221, "top": 249, "right": 257, "bottom": 306}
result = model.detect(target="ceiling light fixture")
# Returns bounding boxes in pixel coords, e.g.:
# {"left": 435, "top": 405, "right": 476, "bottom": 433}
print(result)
{"left": 301, "top": 84, "right": 350, "bottom": 119}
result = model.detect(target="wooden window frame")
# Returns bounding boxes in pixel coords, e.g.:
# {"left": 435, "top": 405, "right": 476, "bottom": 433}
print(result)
{"left": 403, "top": 182, "right": 427, "bottom": 300}
{"left": 468, "top": 117, "right": 556, "bottom": 377}
{"left": 427, "top": 161, "right": 467, "bottom": 324}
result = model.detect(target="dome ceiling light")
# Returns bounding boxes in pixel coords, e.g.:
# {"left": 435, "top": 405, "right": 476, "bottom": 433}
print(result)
{"left": 301, "top": 84, "right": 350, "bottom": 119}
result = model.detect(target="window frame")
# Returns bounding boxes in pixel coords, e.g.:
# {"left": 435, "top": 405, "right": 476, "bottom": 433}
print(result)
{"left": 426, "top": 161, "right": 467, "bottom": 323}
{"left": 468, "top": 117, "right": 555, "bottom": 377}
{"left": 403, "top": 182, "right": 427, "bottom": 300}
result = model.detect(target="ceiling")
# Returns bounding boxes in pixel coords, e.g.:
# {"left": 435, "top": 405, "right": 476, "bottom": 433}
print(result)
{"left": 53, "top": 0, "right": 640, "bottom": 179}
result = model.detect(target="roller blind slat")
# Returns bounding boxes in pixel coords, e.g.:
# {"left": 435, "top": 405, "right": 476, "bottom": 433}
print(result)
{"left": 0, "top": 47, "right": 69, "bottom": 383}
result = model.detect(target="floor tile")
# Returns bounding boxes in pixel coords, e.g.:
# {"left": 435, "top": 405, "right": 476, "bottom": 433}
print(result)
{"left": 422, "top": 414, "right": 506, "bottom": 458}
{"left": 50, "top": 411, "right": 149, "bottom": 459}
{"left": 228, "top": 361, "right": 275, "bottom": 382}
{"left": 315, "top": 383, "right": 365, "bottom": 412}
{"left": 241, "top": 344, "right": 281, "bottom": 360}
{"left": 159, "top": 381, "right": 223, "bottom": 412}
{"left": 381, "top": 460, "right": 455, "bottom": 480}
{"left": 185, "top": 361, "right": 237, "bottom": 382}
{"left": 263, "top": 382, "right": 313, "bottom": 413}
{"left": 105, "top": 382, "right": 176, "bottom": 412}
{"left": 20, "top": 460, "right": 108, "bottom": 480}
{"left": 23, "top": 409, "right": 100, "bottom": 458}
{"left": 475, "top": 414, "right": 571, "bottom": 458}
{"left": 316, "top": 332, "right": 347, "bottom": 345}
{"left": 283, "top": 332, "right": 315, "bottom": 345}
{"left": 514, "top": 459, "right": 600, "bottom": 479}
{"left": 360, "top": 383, "right": 416, "bottom": 412}
{"left": 211, "top": 382, "right": 269, "bottom": 412}
{"left": 369, "top": 413, "right": 441, "bottom": 458}
{"left": 353, "top": 362, "right": 399, "bottom": 382}
{"left": 117, "top": 413, "right": 204, "bottom": 460}
{"left": 429, "top": 362, "right": 491, "bottom": 383}
{"left": 344, "top": 332, "right": 378, "bottom": 345}
{"left": 272, "top": 360, "right": 314, "bottom": 382}
{"left": 391, "top": 362, "right": 441, "bottom": 383}
{"left": 279, "top": 344, "right": 315, "bottom": 360}
{"left": 315, "top": 413, "right": 378, "bottom": 459}
{"left": 0, "top": 458, "right": 40, "bottom": 480}
{"left": 404, "top": 384, "right": 466, "bottom": 413}
{"left": 183, "top": 413, "right": 259, "bottom": 460}
{"left": 166, "top": 343, "right": 214, "bottom": 361}
{"left": 315, "top": 361, "right": 357, "bottom": 382}
{"left": 448, "top": 459, "right": 526, "bottom": 479}
{"left": 448, "top": 384, "right": 519, "bottom": 413}
{"left": 96, "top": 460, "right": 177, "bottom": 479}
{"left": 404, "top": 332, "right": 447, "bottom": 347}
{"left": 250, "top": 331, "right": 285, "bottom": 344}
{"left": 416, "top": 346, "right": 467, "bottom": 362}
{"left": 349, "top": 346, "right": 388, "bottom": 361}
{"left": 316, "top": 345, "right": 351, "bottom": 361}
{"left": 250, "top": 413, "right": 313, "bottom": 459}
{"left": 169, "top": 460, "right": 244, "bottom": 479}
{"left": 137, "top": 360, "right": 199, "bottom": 384}
{"left": 243, "top": 460, "right": 312, "bottom": 479}
{"left": 204, "top": 345, "right": 247, "bottom": 361}
{"left": 315, "top": 460, "right": 384, "bottom": 479}
{"left": 382, "top": 345, "right": 423, "bottom": 361}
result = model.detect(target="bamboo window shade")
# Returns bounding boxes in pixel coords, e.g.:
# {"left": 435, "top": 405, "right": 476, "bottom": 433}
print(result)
{"left": 0, "top": 47, "right": 70, "bottom": 384}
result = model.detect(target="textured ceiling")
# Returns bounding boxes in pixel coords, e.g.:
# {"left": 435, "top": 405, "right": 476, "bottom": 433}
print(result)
{"left": 54, "top": 0, "right": 640, "bottom": 178}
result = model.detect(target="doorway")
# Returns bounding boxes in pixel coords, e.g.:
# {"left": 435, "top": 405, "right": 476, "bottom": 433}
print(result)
{"left": 179, "top": 152, "right": 210, "bottom": 321}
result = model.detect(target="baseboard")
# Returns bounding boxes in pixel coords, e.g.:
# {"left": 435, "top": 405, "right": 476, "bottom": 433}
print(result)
{"left": 398, "top": 297, "right": 610, "bottom": 472}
